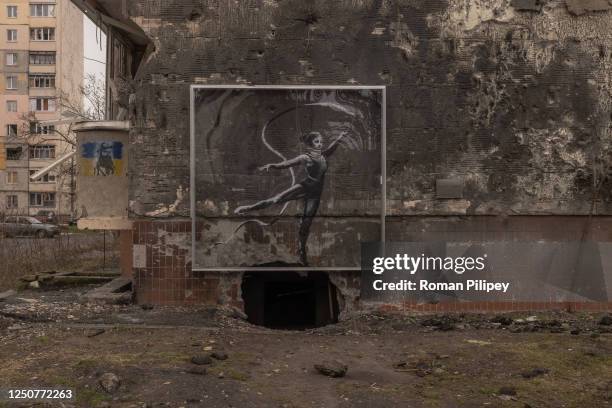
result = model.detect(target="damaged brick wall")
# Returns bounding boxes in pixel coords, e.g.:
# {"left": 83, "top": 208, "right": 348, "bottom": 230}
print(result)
{"left": 123, "top": 0, "right": 612, "bottom": 308}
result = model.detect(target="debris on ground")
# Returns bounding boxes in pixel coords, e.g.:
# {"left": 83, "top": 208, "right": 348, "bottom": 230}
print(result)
{"left": 99, "top": 372, "right": 121, "bottom": 393}
{"left": 520, "top": 367, "right": 549, "bottom": 379}
{"left": 211, "top": 351, "right": 228, "bottom": 360}
{"left": 314, "top": 360, "right": 348, "bottom": 378}
{"left": 191, "top": 354, "right": 213, "bottom": 365}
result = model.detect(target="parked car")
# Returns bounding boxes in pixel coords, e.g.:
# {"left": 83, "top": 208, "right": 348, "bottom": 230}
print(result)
{"left": 0, "top": 216, "right": 59, "bottom": 238}
{"left": 35, "top": 210, "right": 57, "bottom": 224}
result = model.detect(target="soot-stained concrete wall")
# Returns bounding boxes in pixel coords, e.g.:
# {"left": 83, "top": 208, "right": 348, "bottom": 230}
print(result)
{"left": 126, "top": 0, "right": 612, "bottom": 217}
{"left": 120, "top": 0, "right": 612, "bottom": 308}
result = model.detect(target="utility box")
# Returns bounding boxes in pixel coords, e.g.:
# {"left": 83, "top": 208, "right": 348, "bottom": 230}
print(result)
{"left": 74, "top": 121, "right": 131, "bottom": 230}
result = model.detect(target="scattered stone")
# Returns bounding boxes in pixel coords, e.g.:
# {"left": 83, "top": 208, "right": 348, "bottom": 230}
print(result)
{"left": 314, "top": 360, "right": 348, "bottom": 378}
{"left": 498, "top": 386, "right": 517, "bottom": 396}
{"left": 86, "top": 328, "right": 106, "bottom": 338}
{"left": 549, "top": 327, "right": 564, "bottom": 334}
{"left": 191, "top": 354, "right": 213, "bottom": 365}
{"left": 525, "top": 316, "right": 538, "bottom": 322}
{"left": 598, "top": 315, "right": 612, "bottom": 326}
{"left": 29, "top": 281, "right": 40, "bottom": 289}
{"left": 421, "top": 315, "right": 457, "bottom": 331}
{"left": 492, "top": 315, "right": 513, "bottom": 326}
{"left": 570, "top": 328, "right": 581, "bottom": 335}
{"left": 187, "top": 366, "right": 207, "bottom": 375}
{"left": 520, "top": 368, "right": 549, "bottom": 379}
{"left": 99, "top": 373, "right": 120, "bottom": 393}
{"left": 141, "top": 304, "right": 154, "bottom": 310}
{"left": 232, "top": 308, "right": 248, "bottom": 320}
{"left": 211, "top": 351, "right": 228, "bottom": 361}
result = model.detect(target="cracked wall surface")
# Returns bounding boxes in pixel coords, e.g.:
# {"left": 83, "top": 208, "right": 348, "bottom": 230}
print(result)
{"left": 126, "top": 0, "right": 612, "bottom": 218}
{"left": 120, "top": 0, "right": 612, "bottom": 306}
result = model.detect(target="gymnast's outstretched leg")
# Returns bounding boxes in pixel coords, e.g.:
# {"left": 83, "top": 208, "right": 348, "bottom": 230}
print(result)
{"left": 235, "top": 184, "right": 304, "bottom": 214}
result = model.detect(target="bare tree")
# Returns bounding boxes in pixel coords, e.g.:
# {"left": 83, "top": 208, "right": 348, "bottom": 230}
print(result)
{"left": 19, "top": 73, "right": 106, "bottom": 148}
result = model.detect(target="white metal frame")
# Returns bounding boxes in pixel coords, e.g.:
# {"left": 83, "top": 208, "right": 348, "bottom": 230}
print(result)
{"left": 190, "top": 85, "right": 386, "bottom": 271}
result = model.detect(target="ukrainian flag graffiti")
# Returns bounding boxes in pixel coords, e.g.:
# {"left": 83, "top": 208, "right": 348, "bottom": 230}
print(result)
{"left": 80, "top": 141, "right": 124, "bottom": 177}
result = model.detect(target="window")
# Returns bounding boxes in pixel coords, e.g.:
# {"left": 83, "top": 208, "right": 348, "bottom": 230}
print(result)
{"left": 30, "top": 4, "right": 55, "bottom": 17}
{"left": 30, "top": 170, "right": 55, "bottom": 183}
{"left": 6, "top": 124, "right": 17, "bottom": 137}
{"left": 30, "top": 27, "right": 55, "bottom": 41}
{"left": 6, "top": 53, "right": 17, "bottom": 66}
{"left": 6, "top": 100, "right": 17, "bottom": 112}
{"left": 6, "top": 195, "right": 18, "bottom": 209}
{"left": 6, "top": 171, "right": 18, "bottom": 184}
{"left": 6, "top": 147, "right": 22, "bottom": 160}
{"left": 112, "top": 38, "right": 129, "bottom": 78}
{"left": 29, "top": 74, "right": 55, "bottom": 88}
{"left": 29, "top": 145, "right": 55, "bottom": 159}
{"left": 7, "top": 29, "right": 17, "bottom": 42}
{"left": 7, "top": 6, "right": 17, "bottom": 18}
{"left": 30, "top": 123, "right": 55, "bottom": 135}
{"left": 29, "top": 52, "right": 55, "bottom": 65}
{"left": 6, "top": 75, "right": 17, "bottom": 89}
{"left": 30, "top": 98, "right": 55, "bottom": 112}
{"left": 30, "top": 192, "right": 55, "bottom": 207}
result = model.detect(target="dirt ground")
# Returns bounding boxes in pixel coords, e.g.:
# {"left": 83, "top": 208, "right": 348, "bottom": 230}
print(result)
{"left": 0, "top": 287, "right": 611, "bottom": 408}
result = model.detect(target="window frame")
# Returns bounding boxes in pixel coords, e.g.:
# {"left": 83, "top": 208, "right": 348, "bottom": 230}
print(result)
{"left": 6, "top": 75, "right": 17, "bottom": 90}
{"left": 30, "top": 123, "right": 55, "bottom": 135}
{"left": 29, "top": 74, "right": 55, "bottom": 89}
{"left": 7, "top": 29, "right": 17, "bottom": 42}
{"left": 30, "top": 4, "right": 55, "bottom": 17}
{"left": 6, "top": 171, "right": 18, "bottom": 185}
{"left": 6, "top": 100, "right": 17, "bottom": 112}
{"left": 30, "top": 97, "right": 56, "bottom": 112}
{"left": 29, "top": 52, "right": 56, "bottom": 65}
{"left": 6, "top": 124, "right": 18, "bottom": 137}
{"left": 7, "top": 6, "right": 17, "bottom": 18}
{"left": 6, "top": 147, "right": 22, "bottom": 161}
{"left": 29, "top": 192, "right": 55, "bottom": 207}
{"left": 29, "top": 170, "right": 56, "bottom": 183}
{"left": 6, "top": 52, "right": 18, "bottom": 66}
{"left": 29, "top": 144, "right": 56, "bottom": 160}
{"left": 6, "top": 195, "right": 18, "bottom": 209}
{"left": 30, "top": 27, "right": 55, "bottom": 41}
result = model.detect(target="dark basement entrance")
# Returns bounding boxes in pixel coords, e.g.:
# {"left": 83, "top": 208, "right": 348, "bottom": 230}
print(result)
{"left": 242, "top": 271, "right": 339, "bottom": 329}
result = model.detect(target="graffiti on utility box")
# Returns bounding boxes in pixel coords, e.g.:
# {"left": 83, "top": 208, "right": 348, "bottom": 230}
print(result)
{"left": 80, "top": 141, "right": 124, "bottom": 177}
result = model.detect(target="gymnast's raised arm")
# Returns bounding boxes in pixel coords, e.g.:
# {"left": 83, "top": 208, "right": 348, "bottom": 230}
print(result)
{"left": 259, "top": 154, "right": 308, "bottom": 172}
{"left": 323, "top": 132, "right": 347, "bottom": 157}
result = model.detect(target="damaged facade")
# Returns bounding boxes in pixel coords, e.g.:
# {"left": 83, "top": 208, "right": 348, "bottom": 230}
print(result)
{"left": 71, "top": 0, "right": 612, "bottom": 317}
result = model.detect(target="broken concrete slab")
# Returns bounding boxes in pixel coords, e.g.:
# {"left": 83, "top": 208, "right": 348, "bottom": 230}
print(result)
{"left": 82, "top": 277, "right": 133, "bottom": 305}
{"left": 0, "top": 290, "right": 16, "bottom": 301}
{"left": 511, "top": 0, "right": 543, "bottom": 11}
{"left": 566, "top": 0, "right": 612, "bottom": 15}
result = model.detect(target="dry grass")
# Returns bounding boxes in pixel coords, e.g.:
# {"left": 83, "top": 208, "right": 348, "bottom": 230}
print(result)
{"left": 0, "top": 231, "right": 119, "bottom": 291}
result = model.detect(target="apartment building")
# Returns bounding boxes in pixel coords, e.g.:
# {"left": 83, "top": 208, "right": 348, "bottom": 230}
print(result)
{"left": 0, "top": 0, "right": 83, "bottom": 220}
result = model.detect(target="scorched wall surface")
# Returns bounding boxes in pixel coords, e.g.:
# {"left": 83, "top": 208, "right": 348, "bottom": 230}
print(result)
{"left": 123, "top": 0, "right": 612, "bottom": 309}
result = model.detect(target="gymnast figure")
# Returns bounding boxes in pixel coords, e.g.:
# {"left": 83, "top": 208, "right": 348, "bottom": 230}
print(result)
{"left": 235, "top": 131, "right": 347, "bottom": 265}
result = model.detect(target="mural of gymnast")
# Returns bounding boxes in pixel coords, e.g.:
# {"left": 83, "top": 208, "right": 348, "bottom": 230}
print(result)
{"left": 234, "top": 130, "right": 347, "bottom": 265}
